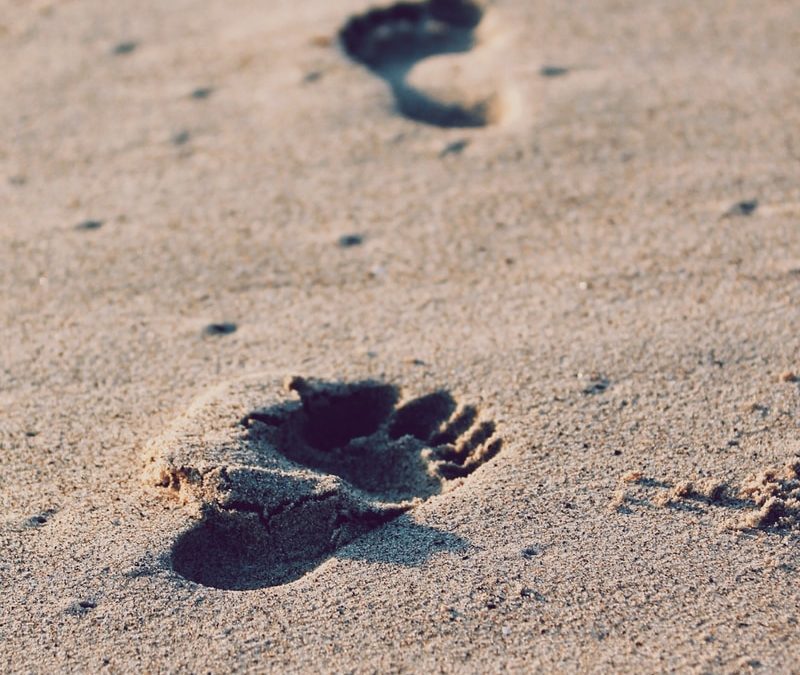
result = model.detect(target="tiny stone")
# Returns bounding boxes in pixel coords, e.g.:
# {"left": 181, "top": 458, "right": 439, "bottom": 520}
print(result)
{"left": 309, "top": 35, "right": 333, "bottom": 48}
{"left": 24, "top": 514, "right": 49, "bottom": 528}
{"left": 76, "top": 220, "right": 104, "bottom": 231}
{"left": 540, "top": 65, "right": 569, "bottom": 77}
{"left": 203, "top": 322, "right": 237, "bottom": 336}
{"left": 582, "top": 376, "right": 609, "bottom": 395}
{"left": 621, "top": 470, "right": 645, "bottom": 483}
{"left": 726, "top": 199, "right": 758, "bottom": 217}
{"left": 440, "top": 139, "right": 469, "bottom": 157}
{"left": 338, "top": 234, "right": 364, "bottom": 248}
{"left": 172, "top": 130, "right": 191, "bottom": 146}
{"left": 112, "top": 41, "right": 138, "bottom": 55}
{"left": 66, "top": 599, "right": 97, "bottom": 615}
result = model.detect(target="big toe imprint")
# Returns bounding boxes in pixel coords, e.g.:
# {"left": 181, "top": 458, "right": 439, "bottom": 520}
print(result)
{"left": 340, "top": 0, "right": 510, "bottom": 127}
{"left": 145, "top": 374, "right": 503, "bottom": 589}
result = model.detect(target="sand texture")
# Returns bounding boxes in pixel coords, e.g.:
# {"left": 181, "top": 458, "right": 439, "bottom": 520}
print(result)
{"left": 2, "top": 0, "right": 800, "bottom": 672}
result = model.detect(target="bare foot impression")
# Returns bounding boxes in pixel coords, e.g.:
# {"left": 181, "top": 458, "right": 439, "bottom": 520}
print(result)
{"left": 339, "top": 0, "right": 509, "bottom": 127}
{"left": 144, "top": 375, "right": 502, "bottom": 590}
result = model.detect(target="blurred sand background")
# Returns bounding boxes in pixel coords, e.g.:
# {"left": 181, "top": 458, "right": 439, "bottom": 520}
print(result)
{"left": 1, "top": 0, "right": 800, "bottom": 671}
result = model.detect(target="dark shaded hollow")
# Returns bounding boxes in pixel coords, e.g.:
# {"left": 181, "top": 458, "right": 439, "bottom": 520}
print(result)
{"left": 389, "top": 391, "right": 456, "bottom": 439}
{"left": 271, "top": 379, "right": 445, "bottom": 500}
{"left": 428, "top": 0, "right": 483, "bottom": 27}
{"left": 171, "top": 508, "right": 469, "bottom": 590}
{"left": 170, "top": 510, "right": 328, "bottom": 590}
{"left": 340, "top": 4, "right": 475, "bottom": 70}
{"left": 338, "top": 1, "right": 489, "bottom": 128}
{"left": 431, "top": 405, "right": 477, "bottom": 445}
{"left": 291, "top": 379, "right": 399, "bottom": 451}
{"left": 244, "top": 378, "right": 502, "bottom": 495}
{"left": 392, "top": 84, "right": 491, "bottom": 128}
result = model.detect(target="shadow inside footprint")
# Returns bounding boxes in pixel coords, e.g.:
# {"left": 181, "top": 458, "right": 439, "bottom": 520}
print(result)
{"left": 245, "top": 377, "right": 500, "bottom": 502}
{"left": 167, "top": 375, "right": 502, "bottom": 590}
{"left": 340, "top": 0, "right": 492, "bottom": 127}
{"left": 336, "top": 514, "right": 469, "bottom": 566}
{"left": 171, "top": 510, "right": 467, "bottom": 590}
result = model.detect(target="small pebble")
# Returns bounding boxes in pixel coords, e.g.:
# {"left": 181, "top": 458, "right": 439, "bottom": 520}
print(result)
{"left": 112, "top": 41, "right": 138, "bottom": 55}
{"left": 309, "top": 35, "right": 333, "bottom": 48}
{"left": 66, "top": 599, "right": 97, "bottom": 615}
{"left": 540, "top": 65, "right": 569, "bottom": 77}
{"left": 582, "top": 377, "right": 610, "bottom": 395}
{"left": 726, "top": 199, "right": 758, "bottom": 217}
{"left": 172, "top": 130, "right": 191, "bottom": 146}
{"left": 75, "top": 220, "right": 104, "bottom": 231}
{"left": 338, "top": 234, "right": 364, "bottom": 248}
{"left": 24, "top": 513, "right": 49, "bottom": 528}
{"left": 203, "top": 322, "right": 237, "bottom": 336}
{"left": 440, "top": 139, "right": 469, "bottom": 157}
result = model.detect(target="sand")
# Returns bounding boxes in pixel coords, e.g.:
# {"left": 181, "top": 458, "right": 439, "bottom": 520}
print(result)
{"left": 1, "top": 0, "right": 799, "bottom": 672}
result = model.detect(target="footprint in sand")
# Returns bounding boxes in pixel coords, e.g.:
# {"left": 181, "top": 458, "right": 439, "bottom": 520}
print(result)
{"left": 145, "top": 374, "right": 502, "bottom": 590}
{"left": 339, "top": 0, "right": 511, "bottom": 127}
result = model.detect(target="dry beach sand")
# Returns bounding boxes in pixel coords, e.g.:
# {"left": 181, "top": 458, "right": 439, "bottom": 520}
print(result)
{"left": 2, "top": 0, "right": 800, "bottom": 671}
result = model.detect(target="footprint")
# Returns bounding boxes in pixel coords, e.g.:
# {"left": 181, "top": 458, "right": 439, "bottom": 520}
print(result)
{"left": 339, "top": 0, "right": 509, "bottom": 127}
{"left": 145, "top": 374, "right": 502, "bottom": 590}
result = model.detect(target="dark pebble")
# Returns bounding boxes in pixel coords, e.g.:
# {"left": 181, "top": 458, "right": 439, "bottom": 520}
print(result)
{"left": 112, "top": 41, "right": 138, "bottom": 55}
{"left": 66, "top": 600, "right": 97, "bottom": 615}
{"left": 24, "top": 514, "right": 49, "bottom": 528}
{"left": 727, "top": 199, "right": 758, "bottom": 216}
{"left": 582, "top": 377, "right": 610, "bottom": 395}
{"left": 540, "top": 65, "right": 569, "bottom": 77}
{"left": 172, "top": 130, "right": 191, "bottom": 146}
{"left": 203, "top": 322, "right": 237, "bottom": 336}
{"left": 76, "top": 220, "right": 104, "bottom": 231}
{"left": 338, "top": 234, "right": 364, "bottom": 248}
{"left": 191, "top": 87, "right": 213, "bottom": 100}
{"left": 440, "top": 139, "right": 469, "bottom": 157}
